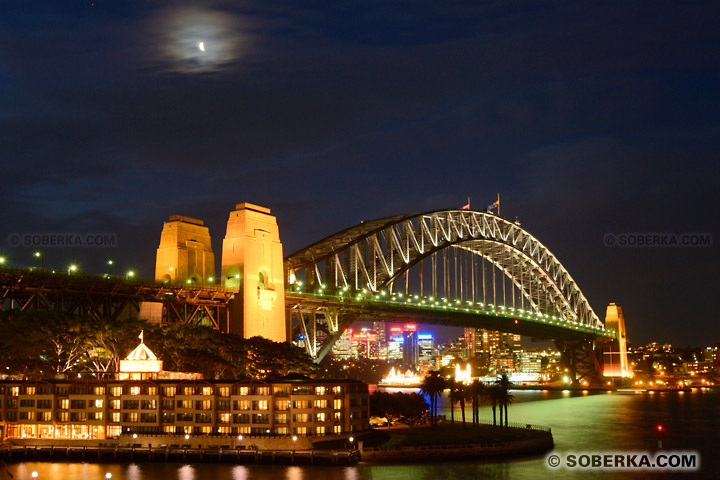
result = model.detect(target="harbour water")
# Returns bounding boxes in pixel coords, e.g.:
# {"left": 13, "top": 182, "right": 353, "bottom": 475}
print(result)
{"left": 6, "top": 388, "right": 718, "bottom": 479}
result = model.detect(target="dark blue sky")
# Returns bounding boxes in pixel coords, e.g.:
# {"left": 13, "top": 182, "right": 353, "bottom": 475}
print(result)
{"left": 1, "top": 1, "right": 718, "bottom": 346}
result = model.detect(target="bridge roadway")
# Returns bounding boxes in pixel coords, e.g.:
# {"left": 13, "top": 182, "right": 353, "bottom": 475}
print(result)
{"left": 0, "top": 267, "right": 616, "bottom": 343}
{"left": 0, "top": 267, "right": 235, "bottom": 330}
{"left": 285, "top": 289, "right": 617, "bottom": 342}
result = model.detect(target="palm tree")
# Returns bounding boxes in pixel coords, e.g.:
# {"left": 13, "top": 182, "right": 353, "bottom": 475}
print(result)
{"left": 495, "top": 374, "right": 514, "bottom": 428}
{"left": 448, "top": 378, "right": 456, "bottom": 424}
{"left": 490, "top": 384, "right": 500, "bottom": 426}
{"left": 420, "top": 370, "right": 445, "bottom": 426}
{"left": 468, "top": 379, "right": 485, "bottom": 427}
{"left": 456, "top": 382, "right": 467, "bottom": 427}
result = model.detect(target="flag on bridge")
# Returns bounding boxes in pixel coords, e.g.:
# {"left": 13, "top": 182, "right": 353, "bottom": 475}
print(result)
{"left": 487, "top": 193, "right": 500, "bottom": 215}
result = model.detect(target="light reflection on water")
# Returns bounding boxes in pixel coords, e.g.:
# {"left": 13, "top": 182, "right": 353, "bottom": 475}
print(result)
{"left": 6, "top": 390, "right": 718, "bottom": 480}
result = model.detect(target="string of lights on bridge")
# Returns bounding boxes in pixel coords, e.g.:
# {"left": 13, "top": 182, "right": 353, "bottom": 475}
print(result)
{"left": 290, "top": 281, "right": 615, "bottom": 338}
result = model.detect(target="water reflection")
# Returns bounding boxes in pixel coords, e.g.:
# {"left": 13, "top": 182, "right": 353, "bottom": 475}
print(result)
{"left": 286, "top": 465, "right": 303, "bottom": 480}
{"left": 231, "top": 465, "right": 250, "bottom": 480}
{"left": 361, "top": 462, "right": 511, "bottom": 480}
{"left": 177, "top": 464, "right": 195, "bottom": 480}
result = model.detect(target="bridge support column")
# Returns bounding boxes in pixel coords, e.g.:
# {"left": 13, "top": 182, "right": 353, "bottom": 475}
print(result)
{"left": 221, "top": 203, "right": 287, "bottom": 342}
{"left": 556, "top": 338, "right": 604, "bottom": 387}
{"left": 601, "top": 303, "right": 630, "bottom": 378}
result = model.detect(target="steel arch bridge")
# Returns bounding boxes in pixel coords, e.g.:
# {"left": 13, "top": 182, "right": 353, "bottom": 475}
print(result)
{"left": 284, "top": 209, "right": 616, "bottom": 384}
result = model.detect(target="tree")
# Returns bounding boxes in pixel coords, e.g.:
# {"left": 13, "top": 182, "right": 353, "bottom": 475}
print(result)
{"left": 467, "top": 379, "right": 485, "bottom": 426}
{"left": 85, "top": 316, "right": 149, "bottom": 376}
{"left": 0, "top": 310, "right": 318, "bottom": 381}
{"left": 495, "top": 374, "right": 514, "bottom": 428}
{"left": 489, "top": 385, "right": 501, "bottom": 426}
{"left": 447, "top": 378, "right": 457, "bottom": 424}
{"left": 420, "top": 370, "right": 445, "bottom": 426}
{"left": 370, "top": 391, "right": 427, "bottom": 427}
{"left": 456, "top": 382, "right": 467, "bottom": 427}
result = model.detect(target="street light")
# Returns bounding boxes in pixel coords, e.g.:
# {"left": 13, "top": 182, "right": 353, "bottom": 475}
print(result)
{"left": 0, "top": 256, "right": 6, "bottom": 265}
{"left": 292, "top": 435, "right": 297, "bottom": 452}
{"left": 34, "top": 251, "right": 44, "bottom": 269}
{"left": 349, "top": 436, "right": 354, "bottom": 450}
{"left": 127, "top": 270, "right": 135, "bottom": 280}
{"left": 107, "top": 260, "right": 116, "bottom": 275}
{"left": 69, "top": 264, "right": 77, "bottom": 273}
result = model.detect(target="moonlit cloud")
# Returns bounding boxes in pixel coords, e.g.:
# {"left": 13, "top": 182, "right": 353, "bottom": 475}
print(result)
{"left": 149, "top": 6, "right": 247, "bottom": 73}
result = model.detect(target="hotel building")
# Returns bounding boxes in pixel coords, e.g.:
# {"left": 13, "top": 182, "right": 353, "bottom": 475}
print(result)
{"left": 0, "top": 378, "right": 369, "bottom": 444}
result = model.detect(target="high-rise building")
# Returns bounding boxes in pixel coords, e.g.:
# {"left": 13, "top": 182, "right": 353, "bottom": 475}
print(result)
{"left": 374, "top": 321, "right": 388, "bottom": 360}
{"left": 332, "top": 329, "right": 353, "bottom": 360}
{"left": 418, "top": 334, "right": 435, "bottom": 365}
{"left": 403, "top": 324, "right": 419, "bottom": 366}
{"left": 464, "top": 328, "right": 520, "bottom": 357}
{"left": 387, "top": 333, "right": 404, "bottom": 361}
{"left": 352, "top": 328, "right": 379, "bottom": 360}
{"left": 516, "top": 350, "right": 544, "bottom": 374}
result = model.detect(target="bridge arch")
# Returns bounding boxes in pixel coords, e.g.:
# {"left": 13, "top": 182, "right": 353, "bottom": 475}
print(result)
{"left": 285, "top": 209, "right": 601, "bottom": 329}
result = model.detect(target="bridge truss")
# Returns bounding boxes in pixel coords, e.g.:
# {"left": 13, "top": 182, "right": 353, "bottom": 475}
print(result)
{"left": 0, "top": 268, "right": 235, "bottom": 330}
{"left": 285, "top": 209, "right": 610, "bottom": 384}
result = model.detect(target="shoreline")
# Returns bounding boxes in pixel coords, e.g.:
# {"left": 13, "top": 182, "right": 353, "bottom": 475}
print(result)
{"left": 0, "top": 424, "right": 554, "bottom": 466}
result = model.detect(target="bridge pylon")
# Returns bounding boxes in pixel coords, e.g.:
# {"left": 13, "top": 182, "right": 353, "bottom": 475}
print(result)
{"left": 601, "top": 303, "right": 630, "bottom": 378}
{"left": 221, "top": 203, "right": 288, "bottom": 342}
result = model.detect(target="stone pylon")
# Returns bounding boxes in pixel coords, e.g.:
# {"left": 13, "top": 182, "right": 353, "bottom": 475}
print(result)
{"left": 221, "top": 203, "right": 288, "bottom": 342}
{"left": 602, "top": 303, "right": 630, "bottom": 377}
{"left": 155, "top": 215, "right": 215, "bottom": 285}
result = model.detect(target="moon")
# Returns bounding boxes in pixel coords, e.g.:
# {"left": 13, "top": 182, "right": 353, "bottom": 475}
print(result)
{"left": 198, "top": 41, "right": 205, "bottom": 52}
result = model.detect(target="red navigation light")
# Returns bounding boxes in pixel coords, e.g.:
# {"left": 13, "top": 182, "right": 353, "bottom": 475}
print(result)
{"left": 657, "top": 425, "right": 663, "bottom": 432}
{"left": 514, "top": 319, "right": 519, "bottom": 325}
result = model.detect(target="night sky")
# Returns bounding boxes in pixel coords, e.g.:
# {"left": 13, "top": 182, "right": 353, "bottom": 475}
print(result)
{"left": 1, "top": 1, "right": 718, "bottom": 347}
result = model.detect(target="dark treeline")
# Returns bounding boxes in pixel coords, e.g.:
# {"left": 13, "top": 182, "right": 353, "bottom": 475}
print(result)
{"left": 369, "top": 391, "right": 428, "bottom": 427}
{"left": 0, "top": 310, "right": 317, "bottom": 381}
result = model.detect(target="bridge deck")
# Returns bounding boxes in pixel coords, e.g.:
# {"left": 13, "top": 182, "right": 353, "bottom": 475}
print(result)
{"left": 286, "top": 291, "right": 616, "bottom": 342}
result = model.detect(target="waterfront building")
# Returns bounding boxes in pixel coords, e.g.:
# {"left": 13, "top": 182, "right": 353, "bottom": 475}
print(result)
{"left": 0, "top": 377, "right": 369, "bottom": 443}
{"left": 464, "top": 328, "right": 520, "bottom": 358}
{"left": 516, "top": 350, "right": 544, "bottom": 374}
